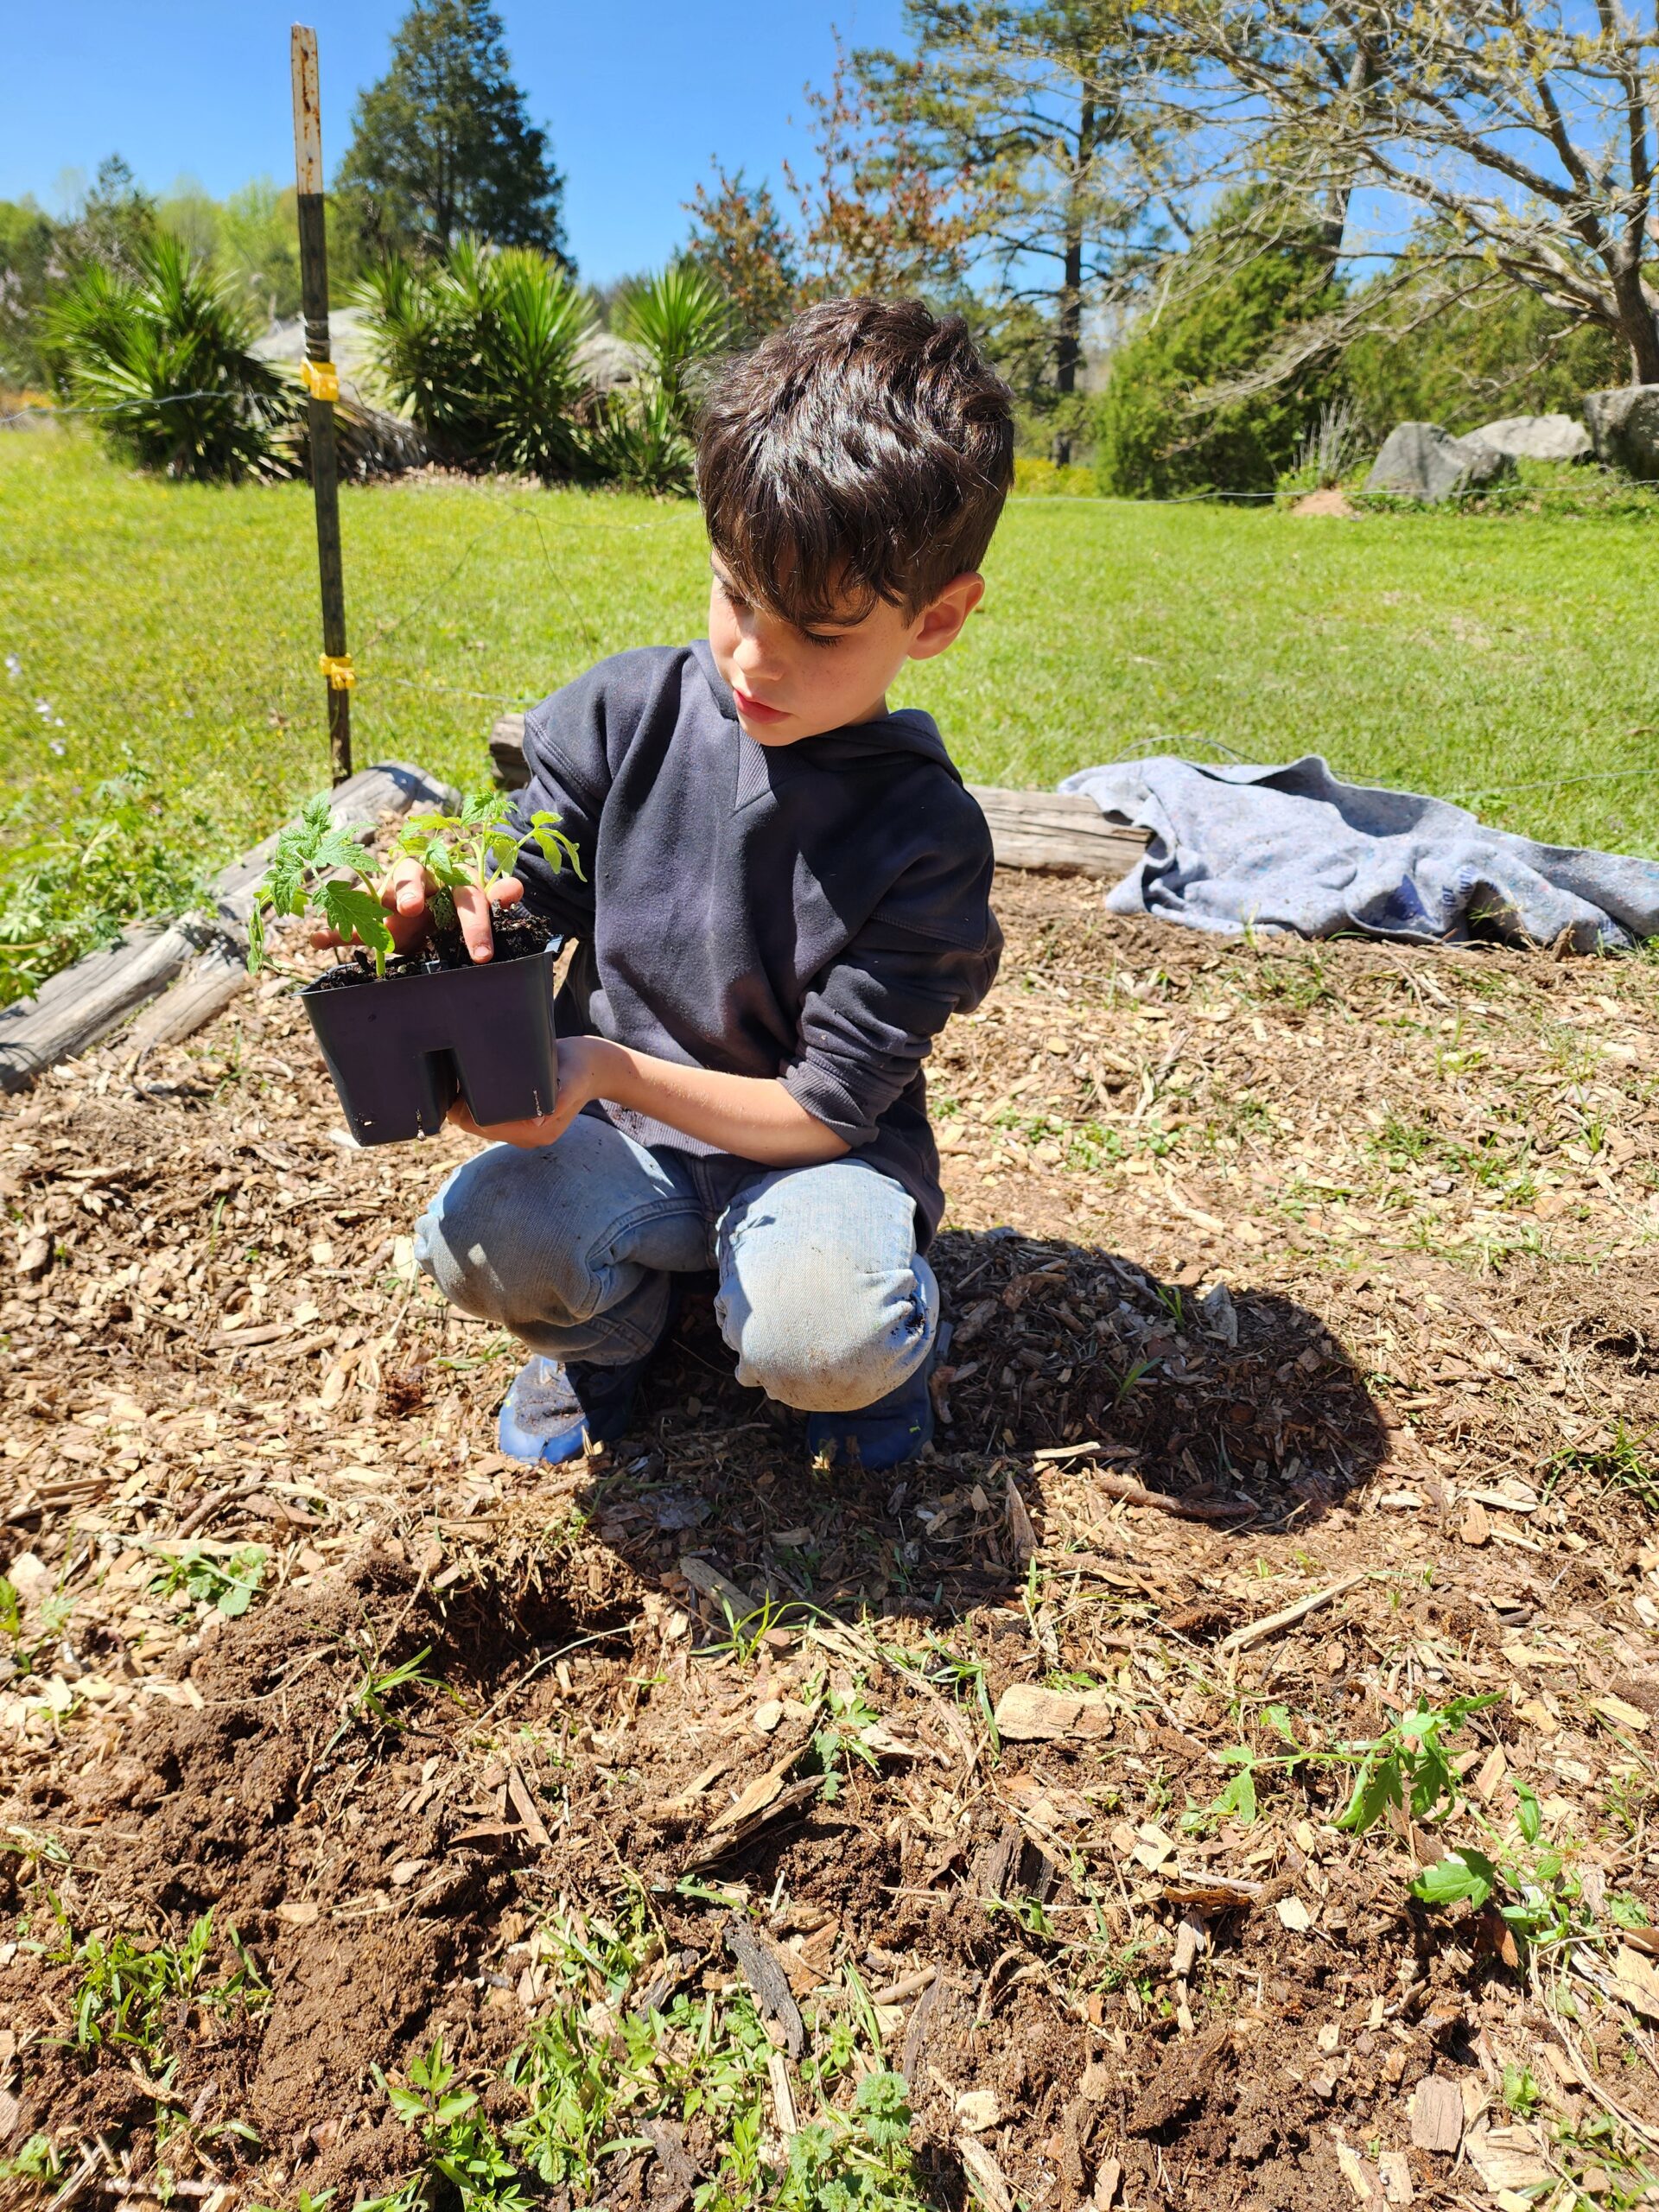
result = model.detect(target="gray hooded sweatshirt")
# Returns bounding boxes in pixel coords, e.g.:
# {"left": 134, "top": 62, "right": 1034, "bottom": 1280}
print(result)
{"left": 508, "top": 640, "right": 1002, "bottom": 1241}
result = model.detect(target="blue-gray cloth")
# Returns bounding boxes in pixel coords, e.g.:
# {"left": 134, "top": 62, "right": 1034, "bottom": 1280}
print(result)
{"left": 1062, "top": 754, "right": 1659, "bottom": 951}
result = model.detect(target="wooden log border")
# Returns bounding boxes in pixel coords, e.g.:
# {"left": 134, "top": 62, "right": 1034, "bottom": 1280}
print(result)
{"left": 1, "top": 718, "right": 1153, "bottom": 1096}
{"left": 0, "top": 760, "right": 460, "bottom": 1093}
{"left": 489, "top": 714, "right": 1147, "bottom": 882}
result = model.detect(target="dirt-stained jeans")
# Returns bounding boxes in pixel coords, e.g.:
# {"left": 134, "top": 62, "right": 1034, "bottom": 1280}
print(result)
{"left": 414, "top": 1111, "right": 938, "bottom": 1414}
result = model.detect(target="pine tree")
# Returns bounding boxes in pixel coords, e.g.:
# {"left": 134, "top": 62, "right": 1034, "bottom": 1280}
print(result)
{"left": 858, "top": 1, "right": 1179, "bottom": 461}
{"left": 336, "top": 0, "right": 569, "bottom": 265}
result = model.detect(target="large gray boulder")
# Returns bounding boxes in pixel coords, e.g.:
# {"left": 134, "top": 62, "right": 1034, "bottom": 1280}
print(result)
{"left": 1366, "top": 421, "right": 1516, "bottom": 499}
{"left": 1583, "top": 385, "right": 1659, "bottom": 480}
{"left": 1471, "top": 412, "right": 1592, "bottom": 463}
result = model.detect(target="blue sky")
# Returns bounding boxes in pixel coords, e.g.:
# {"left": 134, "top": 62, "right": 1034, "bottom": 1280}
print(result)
{"left": 1, "top": 3, "right": 909, "bottom": 284}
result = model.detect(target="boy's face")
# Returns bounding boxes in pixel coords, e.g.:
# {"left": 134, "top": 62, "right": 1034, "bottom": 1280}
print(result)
{"left": 707, "top": 558, "right": 984, "bottom": 747}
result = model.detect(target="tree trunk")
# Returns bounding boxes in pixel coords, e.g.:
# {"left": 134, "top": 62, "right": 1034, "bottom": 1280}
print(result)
{"left": 1611, "top": 267, "right": 1659, "bottom": 384}
{"left": 1052, "top": 95, "right": 1094, "bottom": 466}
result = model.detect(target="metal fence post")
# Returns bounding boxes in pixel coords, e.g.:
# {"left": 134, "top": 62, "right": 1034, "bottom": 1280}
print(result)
{"left": 290, "top": 23, "right": 353, "bottom": 785}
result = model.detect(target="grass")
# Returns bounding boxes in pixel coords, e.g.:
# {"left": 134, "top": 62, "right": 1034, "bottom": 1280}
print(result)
{"left": 3, "top": 429, "right": 1656, "bottom": 1003}
{"left": 356, "top": 1890, "right": 929, "bottom": 2212}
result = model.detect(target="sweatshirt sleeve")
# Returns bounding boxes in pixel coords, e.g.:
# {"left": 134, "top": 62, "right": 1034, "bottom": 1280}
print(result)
{"left": 505, "top": 669, "right": 613, "bottom": 937}
{"left": 779, "top": 822, "right": 1003, "bottom": 1147}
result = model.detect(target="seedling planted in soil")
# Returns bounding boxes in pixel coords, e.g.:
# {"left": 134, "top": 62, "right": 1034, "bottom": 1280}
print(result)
{"left": 395, "top": 790, "right": 581, "bottom": 969}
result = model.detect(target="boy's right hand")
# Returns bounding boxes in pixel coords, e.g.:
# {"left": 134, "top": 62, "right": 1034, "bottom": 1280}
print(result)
{"left": 311, "top": 857, "right": 525, "bottom": 964}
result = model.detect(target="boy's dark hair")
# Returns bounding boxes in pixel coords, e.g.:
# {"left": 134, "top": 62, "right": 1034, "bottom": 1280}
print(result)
{"left": 696, "top": 296, "right": 1014, "bottom": 630}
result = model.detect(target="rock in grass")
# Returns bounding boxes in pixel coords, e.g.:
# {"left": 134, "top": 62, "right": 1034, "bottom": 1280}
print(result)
{"left": 1367, "top": 421, "right": 1516, "bottom": 499}
{"left": 1471, "top": 413, "right": 1592, "bottom": 463}
{"left": 1584, "top": 385, "right": 1659, "bottom": 480}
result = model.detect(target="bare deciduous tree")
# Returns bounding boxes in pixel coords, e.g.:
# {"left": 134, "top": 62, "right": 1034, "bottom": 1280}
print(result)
{"left": 1163, "top": 0, "right": 1659, "bottom": 384}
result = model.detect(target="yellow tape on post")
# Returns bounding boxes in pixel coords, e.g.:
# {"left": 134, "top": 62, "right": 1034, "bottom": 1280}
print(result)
{"left": 302, "top": 357, "right": 340, "bottom": 403}
{"left": 318, "top": 652, "right": 356, "bottom": 690}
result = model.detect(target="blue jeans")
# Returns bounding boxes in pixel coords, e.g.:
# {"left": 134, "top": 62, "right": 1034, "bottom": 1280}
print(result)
{"left": 414, "top": 1113, "right": 938, "bottom": 1414}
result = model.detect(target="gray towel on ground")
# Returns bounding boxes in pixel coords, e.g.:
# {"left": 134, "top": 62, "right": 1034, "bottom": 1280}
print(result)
{"left": 1061, "top": 754, "right": 1659, "bottom": 951}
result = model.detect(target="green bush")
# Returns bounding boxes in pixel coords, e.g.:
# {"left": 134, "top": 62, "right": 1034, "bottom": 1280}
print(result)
{"left": 1344, "top": 272, "right": 1623, "bottom": 436}
{"left": 1013, "top": 454, "right": 1096, "bottom": 497}
{"left": 587, "top": 264, "right": 730, "bottom": 494}
{"left": 358, "top": 234, "right": 593, "bottom": 480}
{"left": 1095, "top": 194, "right": 1343, "bottom": 500}
{"left": 44, "top": 231, "right": 295, "bottom": 481}
{"left": 0, "top": 766, "right": 213, "bottom": 1009}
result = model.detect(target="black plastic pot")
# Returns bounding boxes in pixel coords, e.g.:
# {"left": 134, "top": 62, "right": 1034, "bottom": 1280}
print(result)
{"left": 301, "top": 938, "right": 561, "bottom": 1145}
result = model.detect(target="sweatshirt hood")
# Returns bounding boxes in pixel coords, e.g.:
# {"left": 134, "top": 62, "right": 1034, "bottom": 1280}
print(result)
{"left": 690, "top": 638, "right": 961, "bottom": 781}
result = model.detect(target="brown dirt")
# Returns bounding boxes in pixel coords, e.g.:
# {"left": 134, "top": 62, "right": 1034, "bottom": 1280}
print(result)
{"left": 3, "top": 869, "right": 1659, "bottom": 2210}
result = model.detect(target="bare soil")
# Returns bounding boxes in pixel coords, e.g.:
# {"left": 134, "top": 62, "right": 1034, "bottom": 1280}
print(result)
{"left": 4, "top": 870, "right": 1659, "bottom": 2212}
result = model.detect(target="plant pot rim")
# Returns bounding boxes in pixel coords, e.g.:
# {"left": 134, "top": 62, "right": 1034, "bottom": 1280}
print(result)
{"left": 300, "top": 939, "right": 557, "bottom": 994}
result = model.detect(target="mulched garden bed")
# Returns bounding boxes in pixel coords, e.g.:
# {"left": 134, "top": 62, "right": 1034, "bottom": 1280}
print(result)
{"left": 3, "top": 868, "right": 1659, "bottom": 2212}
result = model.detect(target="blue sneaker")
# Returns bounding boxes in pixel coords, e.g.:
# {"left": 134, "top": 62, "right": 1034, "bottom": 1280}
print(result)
{"left": 804, "top": 1353, "right": 936, "bottom": 1471}
{"left": 496, "top": 1346, "right": 665, "bottom": 1465}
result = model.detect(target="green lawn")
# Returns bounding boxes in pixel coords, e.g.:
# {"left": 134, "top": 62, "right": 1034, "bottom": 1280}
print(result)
{"left": 2, "top": 429, "right": 1655, "bottom": 1000}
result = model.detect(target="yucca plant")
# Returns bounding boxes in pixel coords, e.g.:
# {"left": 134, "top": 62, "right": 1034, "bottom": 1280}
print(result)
{"left": 620, "top": 263, "right": 731, "bottom": 422}
{"left": 357, "top": 235, "right": 594, "bottom": 481}
{"left": 45, "top": 232, "right": 295, "bottom": 481}
{"left": 589, "top": 264, "right": 731, "bottom": 494}
{"left": 584, "top": 379, "right": 699, "bottom": 497}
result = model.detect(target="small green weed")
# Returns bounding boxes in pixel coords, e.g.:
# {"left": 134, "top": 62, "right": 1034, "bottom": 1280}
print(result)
{"left": 779, "top": 2070, "right": 922, "bottom": 2212}
{"left": 367, "top": 2037, "right": 529, "bottom": 2212}
{"left": 0, "top": 1573, "right": 73, "bottom": 1677}
{"left": 324, "top": 1641, "right": 460, "bottom": 1756}
{"left": 0, "top": 2134, "right": 62, "bottom": 2184}
{"left": 1545, "top": 1421, "right": 1659, "bottom": 1517}
{"left": 49, "top": 1906, "right": 267, "bottom": 2062}
{"left": 804, "top": 1677, "right": 887, "bottom": 1801}
{"left": 149, "top": 1543, "right": 267, "bottom": 1619}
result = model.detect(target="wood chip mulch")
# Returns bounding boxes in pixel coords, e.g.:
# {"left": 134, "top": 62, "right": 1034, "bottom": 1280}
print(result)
{"left": 3, "top": 869, "right": 1659, "bottom": 2212}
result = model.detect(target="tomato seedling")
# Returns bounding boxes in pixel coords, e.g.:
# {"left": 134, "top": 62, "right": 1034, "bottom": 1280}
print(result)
{"left": 395, "top": 791, "right": 581, "bottom": 966}
{"left": 246, "top": 790, "right": 581, "bottom": 976}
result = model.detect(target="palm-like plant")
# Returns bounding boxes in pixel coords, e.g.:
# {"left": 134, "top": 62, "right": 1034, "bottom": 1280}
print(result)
{"left": 620, "top": 264, "right": 732, "bottom": 421}
{"left": 357, "top": 236, "right": 594, "bottom": 481}
{"left": 46, "top": 232, "right": 294, "bottom": 481}
{"left": 592, "top": 264, "right": 733, "bottom": 494}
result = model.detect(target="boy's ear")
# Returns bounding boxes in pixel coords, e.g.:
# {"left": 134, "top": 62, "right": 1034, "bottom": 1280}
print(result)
{"left": 906, "top": 572, "right": 985, "bottom": 664}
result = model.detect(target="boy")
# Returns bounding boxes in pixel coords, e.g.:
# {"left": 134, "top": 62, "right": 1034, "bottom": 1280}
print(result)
{"left": 401, "top": 296, "right": 1011, "bottom": 1470}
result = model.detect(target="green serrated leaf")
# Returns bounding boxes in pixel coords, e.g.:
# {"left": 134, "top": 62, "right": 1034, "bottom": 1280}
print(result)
{"left": 525, "top": 809, "right": 585, "bottom": 880}
{"left": 1412, "top": 1847, "right": 1499, "bottom": 1909}
{"left": 318, "top": 881, "right": 394, "bottom": 972}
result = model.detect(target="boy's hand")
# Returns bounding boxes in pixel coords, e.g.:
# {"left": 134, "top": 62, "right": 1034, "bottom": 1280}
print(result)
{"left": 311, "top": 856, "right": 524, "bottom": 963}
{"left": 447, "top": 1036, "right": 607, "bottom": 1149}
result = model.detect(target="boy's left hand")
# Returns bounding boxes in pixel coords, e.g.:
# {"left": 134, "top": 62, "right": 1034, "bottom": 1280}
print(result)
{"left": 447, "top": 1037, "right": 608, "bottom": 1149}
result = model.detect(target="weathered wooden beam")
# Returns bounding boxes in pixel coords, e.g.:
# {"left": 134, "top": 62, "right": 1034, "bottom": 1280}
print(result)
{"left": 488, "top": 713, "right": 1147, "bottom": 881}
{"left": 0, "top": 760, "right": 460, "bottom": 1092}
{"left": 122, "top": 939, "right": 255, "bottom": 1060}
{"left": 965, "top": 785, "right": 1148, "bottom": 880}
